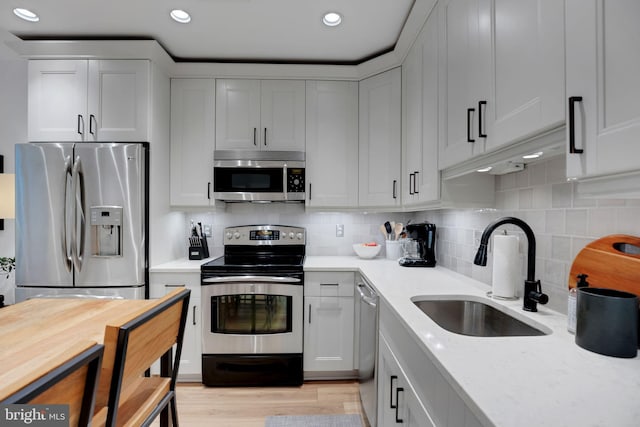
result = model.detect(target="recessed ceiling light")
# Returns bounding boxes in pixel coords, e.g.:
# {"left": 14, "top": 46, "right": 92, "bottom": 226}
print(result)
{"left": 13, "top": 8, "right": 39, "bottom": 22}
{"left": 522, "top": 151, "right": 543, "bottom": 159}
{"left": 323, "top": 12, "right": 342, "bottom": 27}
{"left": 170, "top": 9, "right": 191, "bottom": 24}
{"left": 477, "top": 167, "right": 492, "bottom": 173}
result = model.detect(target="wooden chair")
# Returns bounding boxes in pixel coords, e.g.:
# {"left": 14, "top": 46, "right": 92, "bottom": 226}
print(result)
{"left": 95, "top": 288, "right": 191, "bottom": 427}
{"left": 2, "top": 342, "right": 104, "bottom": 427}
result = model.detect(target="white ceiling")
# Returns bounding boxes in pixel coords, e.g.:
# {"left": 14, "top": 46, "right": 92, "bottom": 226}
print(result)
{"left": 1, "top": 0, "right": 417, "bottom": 64}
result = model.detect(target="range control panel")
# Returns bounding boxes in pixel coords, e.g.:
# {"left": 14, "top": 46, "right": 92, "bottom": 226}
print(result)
{"left": 224, "top": 225, "right": 305, "bottom": 245}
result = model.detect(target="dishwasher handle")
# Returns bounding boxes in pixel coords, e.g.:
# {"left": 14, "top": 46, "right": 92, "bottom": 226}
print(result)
{"left": 357, "top": 282, "right": 378, "bottom": 307}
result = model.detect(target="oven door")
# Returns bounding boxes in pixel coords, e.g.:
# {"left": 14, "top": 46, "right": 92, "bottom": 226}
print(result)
{"left": 202, "top": 276, "right": 303, "bottom": 354}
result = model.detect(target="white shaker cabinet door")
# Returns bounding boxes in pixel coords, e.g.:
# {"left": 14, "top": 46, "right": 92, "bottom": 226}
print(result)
{"left": 260, "top": 80, "right": 306, "bottom": 151}
{"left": 486, "top": 0, "right": 565, "bottom": 151}
{"left": 87, "top": 60, "right": 150, "bottom": 141}
{"left": 170, "top": 79, "right": 215, "bottom": 207}
{"left": 566, "top": 0, "right": 640, "bottom": 179}
{"left": 28, "top": 60, "right": 88, "bottom": 142}
{"left": 305, "top": 80, "right": 358, "bottom": 208}
{"left": 359, "top": 67, "right": 402, "bottom": 208}
{"left": 215, "top": 79, "right": 261, "bottom": 150}
{"left": 438, "top": 0, "right": 491, "bottom": 169}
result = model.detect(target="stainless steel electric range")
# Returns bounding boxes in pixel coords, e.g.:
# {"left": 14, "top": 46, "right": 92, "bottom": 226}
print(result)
{"left": 201, "top": 225, "right": 305, "bottom": 386}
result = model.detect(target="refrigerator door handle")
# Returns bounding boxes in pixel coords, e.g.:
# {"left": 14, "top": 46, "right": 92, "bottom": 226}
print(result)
{"left": 72, "top": 155, "right": 86, "bottom": 272}
{"left": 62, "top": 155, "right": 73, "bottom": 272}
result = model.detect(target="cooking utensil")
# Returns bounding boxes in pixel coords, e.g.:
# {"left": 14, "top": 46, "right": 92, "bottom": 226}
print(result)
{"left": 380, "top": 224, "right": 389, "bottom": 240}
{"left": 394, "top": 223, "right": 403, "bottom": 240}
{"left": 384, "top": 221, "right": 393, "bottom": 239}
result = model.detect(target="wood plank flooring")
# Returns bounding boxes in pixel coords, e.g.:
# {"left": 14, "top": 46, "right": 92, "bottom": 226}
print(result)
{"left": 169, "top": 380, "right": 366, "bottom": 426}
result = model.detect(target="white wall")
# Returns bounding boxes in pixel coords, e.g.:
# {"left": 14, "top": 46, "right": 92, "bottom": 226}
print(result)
{"left": 0, "top": 59, "right": 27, "bottom": 303}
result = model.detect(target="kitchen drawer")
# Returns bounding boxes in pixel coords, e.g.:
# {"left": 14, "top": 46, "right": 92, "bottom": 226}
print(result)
{"left": 305, "top": 272, "right": 355, "bottom": 297}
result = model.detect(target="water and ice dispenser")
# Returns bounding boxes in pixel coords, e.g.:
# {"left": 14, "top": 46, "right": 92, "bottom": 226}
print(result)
{"left": 90, "top": 206, "right": 123, "bottom": 257}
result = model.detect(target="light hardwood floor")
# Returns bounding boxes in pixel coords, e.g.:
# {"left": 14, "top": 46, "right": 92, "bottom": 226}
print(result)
{"left": 170, "top": 381, "right": 366, "bottom": 426}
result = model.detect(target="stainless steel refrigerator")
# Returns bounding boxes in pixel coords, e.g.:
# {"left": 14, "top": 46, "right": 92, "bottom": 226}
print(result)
{"left": 15, "top": 142, "right": 148, "bottom": 301}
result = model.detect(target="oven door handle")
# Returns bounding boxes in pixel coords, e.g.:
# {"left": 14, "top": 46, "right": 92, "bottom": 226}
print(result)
{"left": 202, "top": 276, "right": 302, "bottom": 284}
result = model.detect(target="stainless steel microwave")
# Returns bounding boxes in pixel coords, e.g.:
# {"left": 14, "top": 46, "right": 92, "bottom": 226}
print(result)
{"left": 213, "top": 150, "right": 305, "bottom": 202}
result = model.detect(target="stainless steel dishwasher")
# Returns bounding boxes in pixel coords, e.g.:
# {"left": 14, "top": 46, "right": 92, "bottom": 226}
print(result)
{"left": 357, "top": 276, "right": 379, "bottom": 427}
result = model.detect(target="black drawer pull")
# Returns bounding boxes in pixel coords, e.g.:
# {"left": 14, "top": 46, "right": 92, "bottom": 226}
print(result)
{"left": 467, "top": 108, "right": 475, "bottom": 143}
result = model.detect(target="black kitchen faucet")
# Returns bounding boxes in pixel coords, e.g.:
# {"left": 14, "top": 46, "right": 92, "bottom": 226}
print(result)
{"left": 474, "top": 217, "right": 549, "bottom": 312}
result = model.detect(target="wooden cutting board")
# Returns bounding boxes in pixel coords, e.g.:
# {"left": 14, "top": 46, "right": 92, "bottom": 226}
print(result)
{"left": 568, "top": 234, "right": 640, "bottom": 297}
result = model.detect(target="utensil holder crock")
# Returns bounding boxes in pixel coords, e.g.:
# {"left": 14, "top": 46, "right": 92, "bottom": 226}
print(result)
{"left": 576, "top": 287, "right": 639, "bottom": 358}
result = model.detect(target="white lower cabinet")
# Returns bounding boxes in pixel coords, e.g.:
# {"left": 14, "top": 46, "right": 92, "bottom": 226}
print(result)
{"left": 379, "top": 301, "right": 484, "bottom": 427}
{"left": 304, "top": 272, "right": 356, "bottom": 378}
{"left": 378, "top": 333, "right": 434, "bottom": 427}
{"left": 150, "top": 272, "right": 202, "bottom": 381}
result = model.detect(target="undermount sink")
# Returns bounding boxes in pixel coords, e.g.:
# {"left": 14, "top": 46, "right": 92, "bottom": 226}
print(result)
{"left": 412, "top": 296, "right": 550, "bottom": 337}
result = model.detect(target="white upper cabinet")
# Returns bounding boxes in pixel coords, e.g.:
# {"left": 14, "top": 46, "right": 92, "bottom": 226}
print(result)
{"left": 170, "top": 79, "right": 215, "bottom": 207}
{"left": 486, "top": 0, "right": 565, "bottom": 151}
{"left": 305, "top": 81, "right": 359, "bottom": 208}
{"left": 438, "top": 0, "right": 491, "bottom": 169}
{"left": 566, "top": 0, "right": 640, "bottom": 179}
{"left": 402, "top": 8, "right": 440, "bottom": 207}
{"left": 215, "top": 79, "right": 305, "bottom": 151}
{"left": 438, "top": 0, "right": 565, "bottom": 169}
{"left": 359, "top": 68, "right": 402, "bottom": 208}
{"left": 28, "top": 60, "right": 149, "bottom": 142}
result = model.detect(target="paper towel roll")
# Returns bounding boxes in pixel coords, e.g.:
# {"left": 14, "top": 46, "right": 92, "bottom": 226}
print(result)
{"left": 492, "top": 234, "right": 519, "bottom": 298}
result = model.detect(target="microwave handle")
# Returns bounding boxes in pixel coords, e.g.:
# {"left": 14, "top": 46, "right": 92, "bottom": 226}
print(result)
{"left": 283, "top": 164, "right": 288, "bottom": 200}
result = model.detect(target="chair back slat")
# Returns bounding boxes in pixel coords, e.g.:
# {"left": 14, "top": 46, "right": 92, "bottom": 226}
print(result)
{"left": 101, "top": 288, "right": 190, "bottom": 427}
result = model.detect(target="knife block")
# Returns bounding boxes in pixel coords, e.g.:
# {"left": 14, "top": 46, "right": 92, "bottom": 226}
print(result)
{"left": 188, "top": 237, "right": 209, "bottom": 260}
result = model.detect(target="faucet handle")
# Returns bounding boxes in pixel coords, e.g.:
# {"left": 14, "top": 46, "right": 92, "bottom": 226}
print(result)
{"left": 524, "top": 280, "right": 549, "bottom": 312}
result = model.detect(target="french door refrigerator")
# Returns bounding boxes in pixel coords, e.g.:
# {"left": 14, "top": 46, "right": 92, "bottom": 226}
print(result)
{"left": 15, "top": 142, "right": 148, "bottom": 301}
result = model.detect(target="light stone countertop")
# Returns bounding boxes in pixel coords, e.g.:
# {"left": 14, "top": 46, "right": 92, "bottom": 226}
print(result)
{"left": 305, "top": 255, "right": 640, "bottom": 427}
{"left": 149, "top": 255, "right": 221, "bottom": 273}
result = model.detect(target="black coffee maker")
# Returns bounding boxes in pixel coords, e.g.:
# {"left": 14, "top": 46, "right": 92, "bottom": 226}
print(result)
{"left": 399, "top": 222, "right": 437, "bottom": 267}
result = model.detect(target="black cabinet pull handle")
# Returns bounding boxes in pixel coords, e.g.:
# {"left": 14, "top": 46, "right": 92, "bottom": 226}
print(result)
{"left": 89, "top": 114, "right": 96, "bottom": 135}
{"left": 467, "top": 108, "right": 475, "bottom": 143}
{"left": 395, "top": 387, "right": 404, "bottom": 423}
{"left": 207, "top": 182, "right": 211, "bottom": 200}
{"left": 309, "top": 183, "right": 312, "bottom": 201}
{"left": 478, "top": 101, "right": 487, "bottom": 138}
{"left": 308, "top": 304, "right": 312, "bottom": 324}
{"left": 390, "top": 375, "right": 398, "bottom": 409}
{"left": 413, "top": 171, "right": 419, "bottom": 194}
{"left": 409, "top": 173, "right": 414, "bottom": 195}
{"left": 193, "top": 305, "right": 197, "bottom": 325}
{"left": 569, "top": 96, "right": 584, "bottom": 154}
{"left": 253, "top": 128, "right": 257, "bottom": 146}
{"left": 77, "top": 114, "right": 83, "bottom": 135}
{"left": 392, "top": 180, "right": 397, "bottom": 199}
{"left": 264, "top": 128, "right": 267, "bottom": 146}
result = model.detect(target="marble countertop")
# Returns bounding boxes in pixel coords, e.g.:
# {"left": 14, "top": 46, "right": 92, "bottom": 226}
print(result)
{"left": 305, "top": 256, "right": 640, "bottom": 427}
{"left": 149, "top": 256, "right": 220, "bottom": 273}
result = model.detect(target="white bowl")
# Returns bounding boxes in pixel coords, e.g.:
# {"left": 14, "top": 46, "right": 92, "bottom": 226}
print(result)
{"left": 353, "top": 243, "right": 382, "bottom": 259}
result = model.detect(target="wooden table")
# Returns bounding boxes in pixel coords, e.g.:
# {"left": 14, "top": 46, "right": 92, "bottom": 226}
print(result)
{"left": 0, "top": 298, "right": 158, "bottom": 403}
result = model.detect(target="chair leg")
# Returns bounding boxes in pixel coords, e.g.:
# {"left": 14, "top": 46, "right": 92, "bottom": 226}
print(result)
{"left": 170, "top": 395, "right": 179, "bottom": 427}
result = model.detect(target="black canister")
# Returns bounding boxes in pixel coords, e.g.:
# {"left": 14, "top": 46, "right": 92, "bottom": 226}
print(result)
{"left": 576, "top": 287, "right": 639, "bottom": 358}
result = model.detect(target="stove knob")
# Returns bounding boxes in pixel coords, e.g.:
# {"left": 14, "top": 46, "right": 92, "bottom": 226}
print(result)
{"left": 289, "top": 232, "right": 295, "bottom": 239}
{"left": 296, "top": 232, "right": 303, "bottom": 240}
{"left": 234, "top": 231, "right": 241, "bottom": 239}
{"left": 225, "top": 232, "right": 232, "bottom": 240}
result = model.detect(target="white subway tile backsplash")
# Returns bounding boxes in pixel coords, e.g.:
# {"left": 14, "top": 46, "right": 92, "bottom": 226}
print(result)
{"left": 545, "top": 210, "right": 565, "bottom": 234}
{"left": 551, "top": 183, "right": 573, "bottom": 208}
{"left": 187, "top": 156, "right": 638, "bottom": 316}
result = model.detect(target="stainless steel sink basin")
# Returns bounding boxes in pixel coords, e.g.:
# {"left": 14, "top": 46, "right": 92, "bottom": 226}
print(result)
{"left": 412, "top": 297, "right": 549, "bottom": 337}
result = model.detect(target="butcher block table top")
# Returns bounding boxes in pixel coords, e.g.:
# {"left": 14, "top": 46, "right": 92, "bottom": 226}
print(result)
{"left": 0, "top": 297, "right": 157, "bottom": 401}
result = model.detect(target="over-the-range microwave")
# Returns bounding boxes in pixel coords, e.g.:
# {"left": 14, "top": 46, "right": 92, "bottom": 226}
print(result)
{"left": 213, "top": 150, "right": 305, "bottom": 202}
